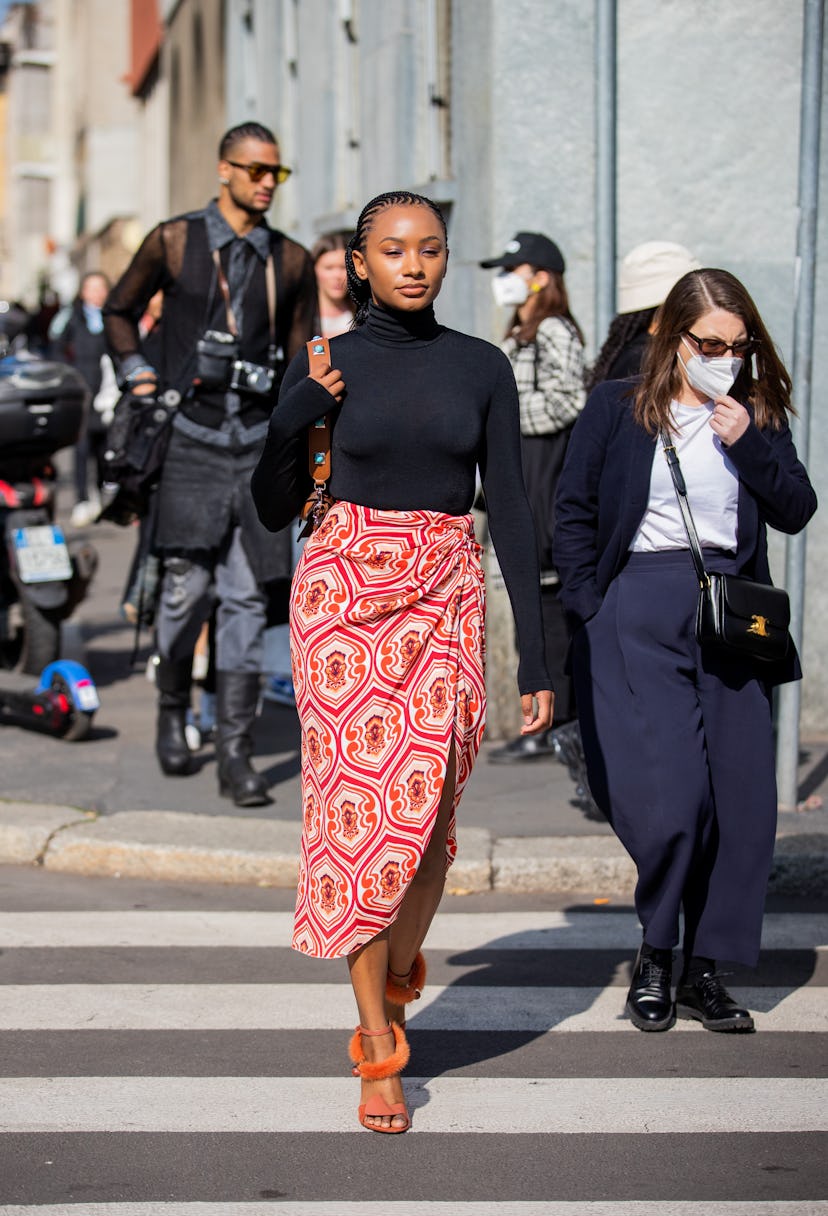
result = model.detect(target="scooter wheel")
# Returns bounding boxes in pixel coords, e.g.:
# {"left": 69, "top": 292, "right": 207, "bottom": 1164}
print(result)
{"left": 48, "top": 672, "right": 94, "bottom": 742}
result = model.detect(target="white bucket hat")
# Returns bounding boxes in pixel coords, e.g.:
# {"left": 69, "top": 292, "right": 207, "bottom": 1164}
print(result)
{"left": 618, "top": 241, "right": 701, "bottom": 314}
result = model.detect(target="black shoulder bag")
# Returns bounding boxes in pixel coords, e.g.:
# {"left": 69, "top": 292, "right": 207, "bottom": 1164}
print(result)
{"left": 660, "top": 431, "right": 790, "bottom": 663}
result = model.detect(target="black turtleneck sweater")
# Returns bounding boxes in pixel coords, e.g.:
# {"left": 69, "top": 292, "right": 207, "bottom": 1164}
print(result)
{"left": 260, "top": 302, "right": 549, "bottom": 694}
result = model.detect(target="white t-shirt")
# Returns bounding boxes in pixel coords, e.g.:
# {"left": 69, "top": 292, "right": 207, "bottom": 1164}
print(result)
{"left": 630, "top": 399, "right": 739, "bottom": 553}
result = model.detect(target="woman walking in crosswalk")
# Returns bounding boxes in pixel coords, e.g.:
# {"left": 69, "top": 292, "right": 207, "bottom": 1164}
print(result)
{"left": 255, "top": 192, "right": 551, "bottom": 1131}
{"left": 554, "top": 267, "right": 816, "bottom": 1034}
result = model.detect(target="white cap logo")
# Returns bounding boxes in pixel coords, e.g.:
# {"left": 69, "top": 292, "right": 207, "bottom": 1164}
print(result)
{"left": 505, "top": 240, "right": 521, "bottom": 254}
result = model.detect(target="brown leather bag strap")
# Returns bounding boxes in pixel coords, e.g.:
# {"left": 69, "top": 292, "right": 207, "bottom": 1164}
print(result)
{"left": 306, "top": 335, "right": 332, "bottom": 485}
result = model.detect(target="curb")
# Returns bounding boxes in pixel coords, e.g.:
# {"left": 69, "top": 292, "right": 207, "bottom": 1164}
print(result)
{"left": 1, "top": 801, "right": 825, "bottom": 896}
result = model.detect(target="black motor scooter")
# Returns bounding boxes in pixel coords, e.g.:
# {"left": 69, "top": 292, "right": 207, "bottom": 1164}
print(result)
{"left": 0, "top": 306, "right": 97, "bottom": 674}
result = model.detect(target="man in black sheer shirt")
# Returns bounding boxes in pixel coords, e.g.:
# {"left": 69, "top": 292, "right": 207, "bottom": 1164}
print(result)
{"left": 104, "top": 121, "right": 316, "bottom": 805}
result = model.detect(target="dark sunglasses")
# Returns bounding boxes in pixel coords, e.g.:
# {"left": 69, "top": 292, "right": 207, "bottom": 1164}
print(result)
{"left": 686, "top": 330, "right": 758, "bottom": 359}
{"left": 227, "top": 160, "right": 292, "bottom": 185}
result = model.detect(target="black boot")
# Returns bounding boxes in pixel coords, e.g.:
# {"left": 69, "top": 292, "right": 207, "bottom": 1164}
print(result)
{"left": 626, "top": 943, "right": 675, "bottom": 1031}
{"left": 488, "top": 730, "right": 558, "bottom": 764}
{"left": 676, "top": 960, "right": 755, "bottom": 1033}
{"left": 155, "top": 656, "right": 195, "bottom": 776}
{"left": 216, "top": 670, "right": 271, "bottom": 807}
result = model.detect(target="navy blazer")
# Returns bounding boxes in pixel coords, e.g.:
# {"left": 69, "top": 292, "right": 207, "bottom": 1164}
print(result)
{"left": 553, "top": 378, "right": 817, "bottom": 643}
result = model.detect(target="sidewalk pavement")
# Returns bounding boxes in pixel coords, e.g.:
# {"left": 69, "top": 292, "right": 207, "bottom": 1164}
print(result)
{"left": 0, "top": 512, "right": 826, "bottom": 897}
{"left": 1, "top": 736, "right": 826, "bottom": 896}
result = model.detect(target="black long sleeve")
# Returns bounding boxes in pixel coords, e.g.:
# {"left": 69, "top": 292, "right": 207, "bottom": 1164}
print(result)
{"left": 258, "top": 302, "right": 550, "bottom": 694}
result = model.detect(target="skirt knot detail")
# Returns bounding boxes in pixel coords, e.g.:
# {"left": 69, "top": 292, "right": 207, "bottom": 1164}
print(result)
{"left": 290, "top": 503, "right": 486, "bottom": 958}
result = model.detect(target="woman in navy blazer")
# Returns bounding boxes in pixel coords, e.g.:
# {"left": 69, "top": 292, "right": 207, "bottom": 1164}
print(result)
{"left": 553, "top": 268, "right": 816, "bottom": 1035}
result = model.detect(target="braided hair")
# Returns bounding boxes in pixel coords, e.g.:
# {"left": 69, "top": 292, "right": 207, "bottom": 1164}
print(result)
{"left": 345, "top": 190, "right": 448, "bottom": 327}
{"left": 585, "top": 307, "right": 656, "bottom": 393}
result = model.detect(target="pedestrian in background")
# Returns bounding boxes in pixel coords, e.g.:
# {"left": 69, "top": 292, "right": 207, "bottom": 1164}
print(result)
{"left": 104, "top": 121, "right": 317, "bottom": 805}
{"left": 587, "top": 241, "right": 700, "bottom": 390}
{"left": 253, "top": 191, "right": 552, "bottom": 1133}
{"left": 554, "top": 268, "right": 816, "bottom": 1035}
{"left": 478, "top": 232, "right": 585, "bottom": 764}
{"left": 53, "top": 271, "right": 112, "bottom": 528}
{"left": 312, "top": 233, "right": 355, "bottom": 338}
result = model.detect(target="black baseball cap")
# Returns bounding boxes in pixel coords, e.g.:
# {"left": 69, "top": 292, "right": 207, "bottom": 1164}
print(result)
{"left": 479, "top": 232, "right": 565, "bottom": 273}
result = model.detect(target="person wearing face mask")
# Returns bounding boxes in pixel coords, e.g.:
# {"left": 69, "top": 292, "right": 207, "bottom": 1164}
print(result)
{"left": 479, "top": 232, "right": 586, "bottom": 764}
{"left": 554, "top": 268, "right": 816, "bottom": 1036}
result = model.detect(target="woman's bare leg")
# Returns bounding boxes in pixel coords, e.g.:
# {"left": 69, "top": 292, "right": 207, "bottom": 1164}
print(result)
{"left": 347, "top": 740, "right": 457, "bottom": 1127}
{"left": 385, "top": 740, "right": 457, "bottom": 1023}
{"left": 347, "top": 930, "right": 407, "bottom": 1130}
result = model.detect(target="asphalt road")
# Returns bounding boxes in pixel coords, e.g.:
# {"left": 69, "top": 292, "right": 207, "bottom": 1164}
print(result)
{"left": 0, "top": 864, "right": 825, "bottom": 1212}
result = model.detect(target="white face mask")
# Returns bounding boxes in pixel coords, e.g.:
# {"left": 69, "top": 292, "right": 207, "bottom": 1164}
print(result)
{"left": 679, "top": 335, "right": 742, "bottom": 399}
{"left": 491, "top": 271, "right": 530, "bottom": 308}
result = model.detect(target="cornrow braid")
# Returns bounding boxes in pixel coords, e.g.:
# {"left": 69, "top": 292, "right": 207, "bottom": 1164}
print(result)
{"left": 344, "top": 190, "right": 448, "bottom": 327}
{"left": 586, "top": 307, "right": 656, "bottom": 392}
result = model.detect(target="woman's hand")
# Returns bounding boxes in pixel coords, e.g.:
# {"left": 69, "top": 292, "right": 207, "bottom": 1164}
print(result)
{"left": 309, "top": 360, "right": 345, "bottom": 403}
{"left": 710, "top": 394, "right": 750, "bottom": 446}
{"left": 519, "top": 689, "right": 554, "bottom": 735}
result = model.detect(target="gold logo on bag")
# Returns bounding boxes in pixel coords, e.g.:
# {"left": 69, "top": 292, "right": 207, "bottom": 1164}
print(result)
{"left": 748, "top": 615, "right": 771, "bottom": 638}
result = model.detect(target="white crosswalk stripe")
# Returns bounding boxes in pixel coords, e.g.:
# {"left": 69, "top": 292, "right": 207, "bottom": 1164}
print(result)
{"left": 0, "top": 982, "right": 825, "bottom": 1031}
{"left": 0, "top": 909, "right": 825, "bottom": 949}
{"left": 2, "top": 1075, "right": 826, "bottom": 1134}
{"left": 0, "top": 901, "right": 825, "bottom": 1210}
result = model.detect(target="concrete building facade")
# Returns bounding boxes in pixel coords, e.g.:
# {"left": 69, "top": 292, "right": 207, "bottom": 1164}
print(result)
{"left": 225, "top": 0, "right": 828, "bottom": 732}
{"left": 0, "top": 0, "right": 56, "bottom": 306}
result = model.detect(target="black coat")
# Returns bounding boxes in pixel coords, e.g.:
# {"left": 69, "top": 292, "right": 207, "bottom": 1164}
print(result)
{"left": 553, "top": 378, "right": 817, "bottom": 684}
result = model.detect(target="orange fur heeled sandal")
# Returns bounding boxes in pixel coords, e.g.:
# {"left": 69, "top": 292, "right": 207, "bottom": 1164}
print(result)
{"left": 348, "top": 1021, "right": 411, "bottom": 1134}
{"left": 386, "top": 951, "right": 427, "bottom": 1006}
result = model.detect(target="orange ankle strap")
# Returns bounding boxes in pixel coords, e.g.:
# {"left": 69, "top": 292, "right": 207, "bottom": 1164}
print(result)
{"left": 386, "top": 951, "right": 427, "bottom": 1004}
{"left": 348, "top": 1021, "right": 411, "bottom": 1081}
{"left": 357, "top": 1023, "right": 393, "bottom": 1037}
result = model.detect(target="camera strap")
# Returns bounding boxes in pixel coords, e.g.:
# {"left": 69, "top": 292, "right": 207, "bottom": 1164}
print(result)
{"left": 211, "top": 247, "right": 278, "bottom": 365}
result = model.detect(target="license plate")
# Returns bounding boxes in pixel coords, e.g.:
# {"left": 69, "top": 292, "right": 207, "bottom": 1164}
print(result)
{"left": 73, "top": 680, "right": 100, "bottom": 712}
{"left": 13, "top": 525, "right": 73, "bottom": 583}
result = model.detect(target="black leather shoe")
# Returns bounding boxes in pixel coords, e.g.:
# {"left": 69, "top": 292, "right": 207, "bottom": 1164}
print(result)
{"left": 156, "top": 707, "right": 195, "bottom": 776}
{"left": 216, "top": 670, "right": 272, "bottom": 807}
{"left": 488, "top": 730, "right": 557, "bottom": 764}
{"left": 218, "top": 753, "right": 271, "bottom": 807}
{"left": 626, "top": 947, "right": 675, "bottom": 1031}
{"left": 155, "top": 657, "right": 195, "bottom": 776}
{"left": 675, "top": 972, "right": 755, "bottom": 1032}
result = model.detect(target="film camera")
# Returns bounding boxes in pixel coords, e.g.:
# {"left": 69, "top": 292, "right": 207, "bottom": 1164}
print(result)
{"left": 195, "top": 329, "right": 275, "bottom": 397}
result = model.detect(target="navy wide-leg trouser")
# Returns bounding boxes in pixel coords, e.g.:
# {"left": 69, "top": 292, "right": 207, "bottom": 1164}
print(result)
{"left": 573, "top": 550, "right": 777, "bottom": 968}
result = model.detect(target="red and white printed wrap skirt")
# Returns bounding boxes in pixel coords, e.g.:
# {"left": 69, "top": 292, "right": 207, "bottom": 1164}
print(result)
{"left": 290, "top": 502, "right": 487, "bottom": 958}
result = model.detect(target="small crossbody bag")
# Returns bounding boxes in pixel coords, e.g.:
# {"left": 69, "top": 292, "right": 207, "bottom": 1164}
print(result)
{"left": 659, "top": 431, "right": 790, "bottom": 663}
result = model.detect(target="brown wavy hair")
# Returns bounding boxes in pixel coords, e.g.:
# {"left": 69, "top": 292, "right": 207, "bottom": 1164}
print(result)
{"left": 633, "top": 268, "right": 793, "bottom": 434}
{"left": 507, "top": 270, "right": 584, "bottom": 346}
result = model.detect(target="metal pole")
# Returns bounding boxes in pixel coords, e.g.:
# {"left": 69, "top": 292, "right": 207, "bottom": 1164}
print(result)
{"left": 595, "top": 0, "right": 617, "bottom": 348}
{"left": 775, "top": 0, "right": 824, "bottom": 810}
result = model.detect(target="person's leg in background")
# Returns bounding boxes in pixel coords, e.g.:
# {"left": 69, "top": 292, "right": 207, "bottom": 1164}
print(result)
{"left": 154, "top": 554, "right": 214, "bottom": 776}
{"left": 70, "top": 422, "right": 96, "bottom": 527}
{"left": 262, "top": 578, "right": 295, "bottom": 707}
{"left": 488, "top": 580, "right": 574, "bottom": 763}
{"left": 213, "top": 525, "right": 271, "bottom": 807}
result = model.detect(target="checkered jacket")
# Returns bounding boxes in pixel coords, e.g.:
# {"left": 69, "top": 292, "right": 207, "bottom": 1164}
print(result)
{"left": 502, "top": 315, "right": 586, "bottom": 436}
